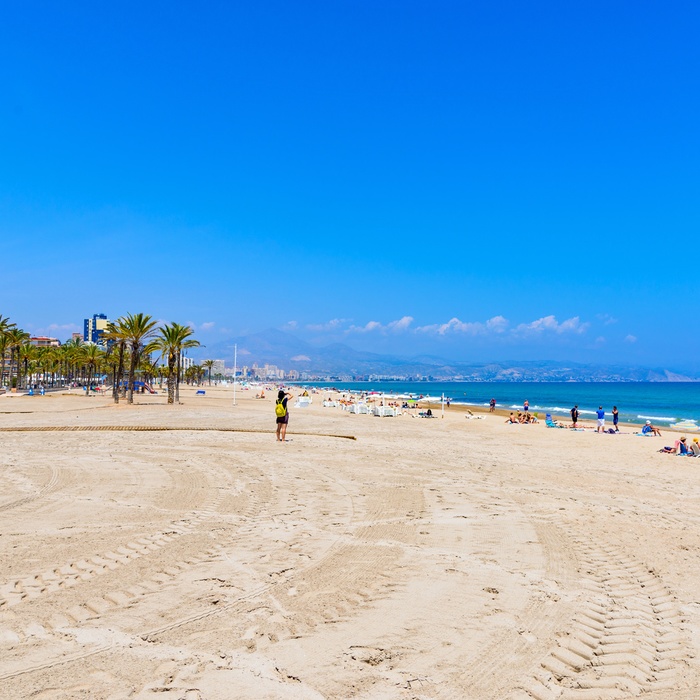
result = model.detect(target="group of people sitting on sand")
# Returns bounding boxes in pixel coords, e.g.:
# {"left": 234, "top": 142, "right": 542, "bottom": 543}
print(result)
{"left": 659, "top": 436, "right": 700, "bottom": 456}
{"left": 505, "top": 411, "right": 538, "bottom": 424}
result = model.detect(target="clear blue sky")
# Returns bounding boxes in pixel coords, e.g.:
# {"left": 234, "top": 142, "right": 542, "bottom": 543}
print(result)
{"left": 1, "top": 2, "right": 698, "bottom": 369}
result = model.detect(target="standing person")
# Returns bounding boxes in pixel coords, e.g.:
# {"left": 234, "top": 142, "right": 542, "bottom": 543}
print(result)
{"left": 612, "top": 406, "right": 619, "bottom": 432}
{"left": 596, "top": 405, "right": 605, "bottom": 433}
{"left": 571, "top": 405, "right": 579, "bottom": 428}
{"left": 275, "top": 389, "right": 293, "bottom": 442}
{"left": 489, "top": 398, "right": 496, "bottom": 412}
{"left": 523, "top": 399, "right": 529, "bottom": 413}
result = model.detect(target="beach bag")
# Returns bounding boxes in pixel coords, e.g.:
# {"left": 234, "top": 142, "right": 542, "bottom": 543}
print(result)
{"left": 275, "top": 400, "right": 287, "bottom": 418}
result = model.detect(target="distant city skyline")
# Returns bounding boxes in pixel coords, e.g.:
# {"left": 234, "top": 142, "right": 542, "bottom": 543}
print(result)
{"left": 2, "top": 3, "right": 698, "bottom": 371}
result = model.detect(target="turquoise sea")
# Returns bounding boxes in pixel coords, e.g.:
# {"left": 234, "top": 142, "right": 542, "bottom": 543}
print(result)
{"left": 295, "top": 381, "right": 700, "bottom": 430}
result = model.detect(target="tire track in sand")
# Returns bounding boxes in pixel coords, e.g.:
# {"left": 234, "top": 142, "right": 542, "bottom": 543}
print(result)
{"left": 510, "top": 536, "right": 691, "bottom": 700}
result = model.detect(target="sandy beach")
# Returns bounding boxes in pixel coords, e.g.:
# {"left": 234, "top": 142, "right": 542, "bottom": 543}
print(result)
{"left": 1, "top": 386, "right": 699, "bottom": 699}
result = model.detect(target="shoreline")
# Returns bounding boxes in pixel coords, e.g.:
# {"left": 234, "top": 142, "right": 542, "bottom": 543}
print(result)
{"left": 293, "top": 383, "right": 695, "bottom": 433}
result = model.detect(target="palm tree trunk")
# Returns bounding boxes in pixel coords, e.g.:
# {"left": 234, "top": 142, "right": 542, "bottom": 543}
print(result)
{"left": 167, "top": 352, "right": 176, "bottom": 405}
{"left": 114, "top": 344, "right": 125, "bottom": 404}
{"left": 127, "top": 351, "right": 137, "bottom": 404}
{"left": 175, "top": 352, "right": 181, "bottom": 403}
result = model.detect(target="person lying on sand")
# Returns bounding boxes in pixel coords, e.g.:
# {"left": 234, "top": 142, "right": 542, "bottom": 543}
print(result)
{"left": 659, "top": 437, "right": 689, "bottom": 455}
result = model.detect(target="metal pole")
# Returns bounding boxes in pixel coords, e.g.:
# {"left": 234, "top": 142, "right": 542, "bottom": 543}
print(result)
{"left": 441, "top": 392, "right": 445, "bottom": 419}
{"left": 233, "top": 343, "right": 237, "bottom": 406}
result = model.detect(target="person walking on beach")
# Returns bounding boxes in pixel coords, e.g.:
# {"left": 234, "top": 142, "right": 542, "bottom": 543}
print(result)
{"left": 612, "top": 406, "right": 619, "bottom": 432}
{"left": 596, "top": 406, "right": 605, "bottom": 433}
{"left": 489, "top": 398, "right": 496, "bottom": 412}
{"left": 275, "top": 389, "right": 293, "bottom": 442}
{"left": 571, "top": 405, "right": 579, "bottom": 428}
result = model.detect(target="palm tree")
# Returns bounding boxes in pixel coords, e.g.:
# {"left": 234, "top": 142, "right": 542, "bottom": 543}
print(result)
{"left": 0, "top": 315, "right": 17, "bottom": 387}
{"left": 104, "top": 320, "right": 128, "bottom": 403}
{"left": 16, "top": 342, "right": 37, "bottom": 390}
{"left": 139, "top": 356, "right": 159, "bottom": 389}
{"left": 37, "top": 346, "right": 61, "bottom": 387}
{"left": 120, "top": 313, "right": 158, "bottom": 404}
{"left": 6, "top": 328, "right": 30, "bottom": 389}
{"left": 202, "top": 359, "right": 215, "bottom": 385}
{"left": 153, "top": 323, "right": 201, "bottom": 405}
{"left": 186, "top": 364, "right": 206, "bottom": 385}
{"left": 61, "top": 337, "right": 85, "bottom": 388}
{"left": 82, "top": 343, "right": 105, "bottom": 394}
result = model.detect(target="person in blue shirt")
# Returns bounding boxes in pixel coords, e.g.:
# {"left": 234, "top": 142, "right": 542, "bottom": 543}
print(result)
{"left": 596, "top": 406, "right": 605, "bottom": 433}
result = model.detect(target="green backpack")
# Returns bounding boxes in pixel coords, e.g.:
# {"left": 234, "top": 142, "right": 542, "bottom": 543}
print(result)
{"left": 275, "top": 399, "right": 287, "bottom": 418}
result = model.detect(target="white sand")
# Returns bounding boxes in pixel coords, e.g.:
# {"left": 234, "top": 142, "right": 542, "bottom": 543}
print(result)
{"left": 1, "top": 386, "right": 699, "bottom": 699}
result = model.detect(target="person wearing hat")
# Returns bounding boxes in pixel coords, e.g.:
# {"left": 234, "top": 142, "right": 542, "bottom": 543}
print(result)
{"left": 691, "top": 438, "right": 700, "bottom": 457}
{"left": 659, "top": 436, "right": 689, "bottom": 454}
{"left": 644, "top": 420, "right": 661, "bottom": 436}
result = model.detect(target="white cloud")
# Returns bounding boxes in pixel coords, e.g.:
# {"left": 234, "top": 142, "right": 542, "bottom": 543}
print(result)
{"left": 416, "top": 315, "right": 507, "bottom": 336}
{"left": 486, "top": 315, "right": 509, "bottom": 333}
{"left": 387, "top": 316, "right": 413, "bottom": 332}
{"left": 417, "top": 318, "right": 484, "bottom": 335}
{"left": 302, "top": 312, "right": 590, "bottom": 342}
{"left": 595, "top": 336, "right": 606, "bottom": 344}
{"left": 557, "top": 316, "right": 588, "bottom": 334}
{"left": 346, "top": 317, "right": 414, "bottom": 334}
{"left": 291, "top": 354, "right": 311, "bottom": 361}
{"left": 200, "top": 321, "right": 215, "bottom": 330}
{"left": 514, "top": 315, "right": 589, "bottom": 336}
{"left": 306, "top": 318, "right": 349, "bottom": 332}
{"left": 597, "top": 313, "right": 618, "bottom": 326}
{"left": 624, "top": 334, "right": 637, "bottom": 343}
{"left": 237, "top": 348, "right": 252, "bottom": 355}
{"left": 282, "top": 321, "right": 298, "bottom": 331}
{"left": 349, "top": 320, "right": 383, "bottom": 333}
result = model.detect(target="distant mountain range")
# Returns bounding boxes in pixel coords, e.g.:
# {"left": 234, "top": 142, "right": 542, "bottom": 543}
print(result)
{"left": 194, "top": 328, "right": 699, "bottom": 382}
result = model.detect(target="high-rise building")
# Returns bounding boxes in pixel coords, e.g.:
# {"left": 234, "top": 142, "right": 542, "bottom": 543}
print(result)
{"left": 84, "top": 313, "right": 110, "bottom": 346}
{"left": 212, "top": 360, "right": 225, "bottom": 376}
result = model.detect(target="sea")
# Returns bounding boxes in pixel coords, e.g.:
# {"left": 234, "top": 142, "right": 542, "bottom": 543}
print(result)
{"left": 292, "top": 381, "right": 700, "bottom": 430}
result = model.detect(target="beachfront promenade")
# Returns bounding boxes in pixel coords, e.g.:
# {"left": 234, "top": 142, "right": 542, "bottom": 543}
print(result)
{"left": 1, "top": 386, "right": 699, "bottom": 698}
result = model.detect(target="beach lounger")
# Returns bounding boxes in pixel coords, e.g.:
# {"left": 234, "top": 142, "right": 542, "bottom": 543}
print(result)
{"left": 196, "top": 390, "right": 205, "bottom": 395}
{"left": 373, "top": 406, "right": 391, "bottom": 417}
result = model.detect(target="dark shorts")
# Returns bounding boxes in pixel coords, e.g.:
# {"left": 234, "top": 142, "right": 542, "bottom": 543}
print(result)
{"left": 276, "top": 415, "right": 289, "bottom": 424}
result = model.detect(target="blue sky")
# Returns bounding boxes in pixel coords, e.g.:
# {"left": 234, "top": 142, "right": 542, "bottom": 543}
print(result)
{"left": 1, "top": 2, "right": 698, "bottom": 369}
